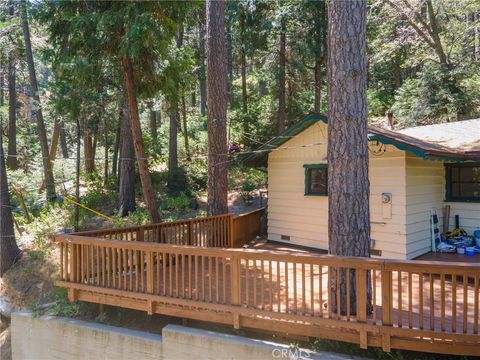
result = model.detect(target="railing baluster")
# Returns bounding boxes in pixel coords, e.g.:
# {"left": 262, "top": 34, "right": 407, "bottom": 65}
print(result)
{"left": 163, "top": 252, "right": 167, "bottom": 296}
{"left": 277, "top": 261, "right": 281, "bottom": 312}
{"left": 285, "top": 261, "right": 289, "bottom": 313}
{"left": 441, "top": 273, "right": 446, "bottom": 331}
{"left": 408, "top": 272, "right": 412, "bottom": 328}
{"left": 463, "top": 273, "right": 468, "bottom": 334}
{"left": 328, "top": 266, "right": 332, "bottom": 319}
{"left": 346, "top": 268, "right": 350, "bottom": 321}
{"left": 253, "top": 259, "right": 257, "bottom": 308}
{"left": 398, "top": 271, "right": 402, "bottom": 328}
{"left": 474, "top": 273, "right": 479, "bottom": 335}
{"left": 302, "top": 263, "right": 306, "bottom": 315}
{"left": 430, "top": 273, "right": 435, "bottom": 331}
{"left": 452, "top": 274, "right": 457, "bottom": 332}
{"left": 419, "top": 273, "right": 424, "bottom": 330}
{"left": 216, "top": 256, "right": 220, "bottom": 303}
{"left": 310, "top": 264, "right": 314, "bottom": 316}
{"left": 261, "top": 260, "right": 265, "bottom": 310}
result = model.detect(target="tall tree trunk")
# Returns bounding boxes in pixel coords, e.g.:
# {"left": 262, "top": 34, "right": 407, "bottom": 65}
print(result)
{"left": 149, "top": 105, "right": 157, "bottom": 151}
{"left": 104, "top": 118, "right": 109, "bottom": 186}
{"left": 328, "top": 0, "right": 371, "bottom": 316}
{"left": 122, "top": 55, "right": 160, "bottom": 223}
{"left": 83, "top": 128, "right": 95, "bottom": 175}
{"left": 206, "top": 0, "right": 228, "bottom": 216}
{"left": 74, "top": 118, "right": 81, "bottom": 231}
{"left": 239, "top": 9, "right": 247, "bottom": 113}
{"left": 226, "top": 10, "right": 234, "bottom": 108}
{"left": 20, "top": 0, "right": 56, "bottom": 201}
{"left": 59, "top": 121, "right": 69, "bottom": 158}
{"left": 314, "top": 56, "right": 322, "bottom": 113}
{"left": 199, "top": 20, "right": 207, "bottom": 117}
{"left": 474, "top": 12, "right": 479, "bottom": 62}
{"left": 50, "top": 120, "right": 61, "bottom": 161}
{"left": 168, "top": 106, "right": 179, "bottom": 187}
{"left": 278, "top": 27, "right": 286, "bottom": 134}
{"left": 118, "top": 105, "right": 136, "bottom": 217}
{"left": 112, "top": 119, "right": 120, "bottom": 180}
{"left": 38, "top": 120, "right": 61, "bottom": 192}
{"left": 181, "top": 95, "right": 190, "bottom": 160}
{"left": 7, "top": 57, "right": 18, "bottom": 170}
{"left": 0, "top": 130, "right": 21, "bottom": 276}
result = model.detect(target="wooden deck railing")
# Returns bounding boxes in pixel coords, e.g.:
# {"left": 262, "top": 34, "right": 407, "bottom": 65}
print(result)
{"left": 55, "top": 233, "right": 480, "bottom": 356}
{"left": 71, "top": 208, "right": 265, "bottom": 248}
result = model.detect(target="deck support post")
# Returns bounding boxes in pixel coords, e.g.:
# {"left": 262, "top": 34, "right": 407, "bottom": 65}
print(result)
{"left": 231, "top": 256, "right": 241, "bottom": 305}
{"left": 381, "top": 269, "right": 393, "bottom": 326}
{"left": 187, "top": 220, "right": 193, "bottom": 246}
{"left": 136, "top": 228, "right": 144, "bottom": 242}
{"left": 147, "top": 251, "right": 154, "bottom": 294}
{"left": 229, "top": 215, "right": 235, "bottom": 248}
{"left": 233, "top": 312, "right": 240, "bottom": 329}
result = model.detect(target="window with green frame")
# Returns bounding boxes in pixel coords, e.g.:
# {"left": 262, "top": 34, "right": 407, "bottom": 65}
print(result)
{"left": 445, "top": 163, "right": 480, "bottom": 202}
{"left": 304, "top": 164, "right": 328, "bottom": 196}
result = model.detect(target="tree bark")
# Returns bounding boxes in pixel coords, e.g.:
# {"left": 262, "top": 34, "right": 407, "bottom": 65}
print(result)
{"left": 20, "top": 0, "right": 56, "bottom": 201}
{"left": 314, "top": 56, "right": 322, "bottom": 113}
{"left": 149, "top": 105, "right": 157, "bottom": 150}
{"left": 103, "top": 117, "right": 109, "bottom": 186}
{"left": 168, "top": 106, "right": 179, "bottom": 186}
{"left": 83, "top": 128, "right": 95, "bottom": 175}
{"left": 118, "top": 105, "right": 136, "bottom": 217}
{"left": 0, "top": 130, "right": 21, "bottom": 276}
{"left": 181, "top": 95, "right": 190, "bottom": 160}
{"left": 239, "top": 8, "right": 247, "bottom": 113}
{"left": 7, "top": 56, "right": 18, "bottom": 170}
{"left": 59, "top": 121, "right": 69, "bottom": 158}
{"left": 206, "top": 0, "right": 228, "bottom": 216}
{"left": 199, "top": 19, "right": 207, "bottom": 117}
{"left": 74, "top": 118, "right": 81, "bottom": 230}
{"left": 112, "top": 118, "right": 120, "bottom": 181}
{"left": 226, "top": 10, "right": 234, "bottom": 108}
{"left": 122, "top": 55, "right": 160, "bottom": 223}
{"left": 327, "top": 0, "right": 371, "bottom": 315}
{"left": 278, "top": 27, "right": 286, "bottom": 134}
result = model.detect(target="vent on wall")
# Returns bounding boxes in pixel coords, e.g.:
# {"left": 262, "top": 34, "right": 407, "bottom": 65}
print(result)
{"left": 281, "top": 235, "right": 290, "bottom": 241}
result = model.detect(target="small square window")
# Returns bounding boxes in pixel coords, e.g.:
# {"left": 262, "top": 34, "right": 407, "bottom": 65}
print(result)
{"left": 304, "top": 164, "right": 328, "bottom": 196}
{"left": 445, "top": 164, "right": 480, "bottom": 202}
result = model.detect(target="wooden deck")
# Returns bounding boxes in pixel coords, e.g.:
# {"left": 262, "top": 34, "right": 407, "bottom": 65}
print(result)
{"left": 54, "top": 213, "right": 480, "bottom": 356}
{"left": 416, "top": 251, "right": 480, "bottom": 264}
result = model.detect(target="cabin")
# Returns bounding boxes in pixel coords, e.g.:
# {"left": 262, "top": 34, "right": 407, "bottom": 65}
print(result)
{"left": 249, "top": 113, "right": 480, "bottom": 260}
{"left": 53, "top": 114, "right": 480, "bottom": 357}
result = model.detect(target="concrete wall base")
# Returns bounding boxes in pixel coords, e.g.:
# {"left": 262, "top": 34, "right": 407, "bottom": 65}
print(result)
{"left": 11, "top": 311, "right": 363, "bottom": 360}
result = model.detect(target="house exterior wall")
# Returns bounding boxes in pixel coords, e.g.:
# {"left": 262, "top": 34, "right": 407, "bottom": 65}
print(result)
{"left": 404, "top": 155, "right": 445, "bottom": 259}
{"left": 267, "top": 123, "right": 408, "bottom": 259}
{"left": 267, "top": 123, "right": 480, "bottom": 260}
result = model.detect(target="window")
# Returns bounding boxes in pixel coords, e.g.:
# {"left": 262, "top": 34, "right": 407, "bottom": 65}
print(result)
{"left": 445, "top": 164, "right": 480, "bottom": 202}
{"left": 304, "top": 164, "right": 328, "bottom": 196}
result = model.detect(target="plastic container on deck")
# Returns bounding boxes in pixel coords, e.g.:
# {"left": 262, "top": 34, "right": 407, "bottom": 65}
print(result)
{"left": 465, "top": 247, "right": 476, "bottom": 256}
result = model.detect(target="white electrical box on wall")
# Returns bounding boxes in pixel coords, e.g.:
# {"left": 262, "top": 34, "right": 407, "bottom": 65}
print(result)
{"left": 381, "top": 192, "right": 392, "bottom": 219}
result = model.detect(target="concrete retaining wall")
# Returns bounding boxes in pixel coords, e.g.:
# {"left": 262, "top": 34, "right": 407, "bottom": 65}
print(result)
{"left": 11, "top": 311, "right": 361, "bottom": 360}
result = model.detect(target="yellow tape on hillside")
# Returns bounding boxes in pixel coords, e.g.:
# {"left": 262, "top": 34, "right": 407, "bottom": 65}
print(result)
{"left": 64, "top": 196, "right": 113, "bottom": 221}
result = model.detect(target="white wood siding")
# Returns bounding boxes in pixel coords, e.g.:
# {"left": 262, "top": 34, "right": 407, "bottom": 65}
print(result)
{"left": 267, "top": 124, "right": 408, "bottom": 259}
{"left": 267, "top": 125, "right": 480, "bottom": 260}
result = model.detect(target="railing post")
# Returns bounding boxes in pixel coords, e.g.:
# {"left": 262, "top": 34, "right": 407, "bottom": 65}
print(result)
{"left": 188, "top": 220, "right": 193, "bottom": 246}
{"left": 231, "top": 254, "right": 241, "bottom": 305}
{"left": 229, "top": 215, "right": 235, "bottom": 248}
{"left": 71, "top": 243, "right": 77, "bottom": 283}
{"left": 137, "top": 227, "right": 144, "bottom": 242}
{"left": 356, "top": 268, "right": 367, "bottom": 322}
{"left": 147, "top": 250, "right": 154, "bottom": 294}
{"left": 381, "top": 268, "right": 393, "bottom": 326}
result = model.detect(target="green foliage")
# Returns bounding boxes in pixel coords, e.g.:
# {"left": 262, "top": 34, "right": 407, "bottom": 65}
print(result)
{"left": 25, "top": 205, "right": 72, "bottom": 248}
{"left": 368, "top": 88, "right": 393, "bottom": 117}
{"left": 392, "top": 63, "right": 480, "bottom": 126}
{"left": 160, "top": 191, "right": 190, "bottom": 213}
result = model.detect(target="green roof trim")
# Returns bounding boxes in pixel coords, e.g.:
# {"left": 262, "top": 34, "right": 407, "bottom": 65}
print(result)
{"left": 244, "top": 112, "right": 328, "bottom": 166}
{"left": 244, "top": 112, "right": 479, "bottom": 167}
